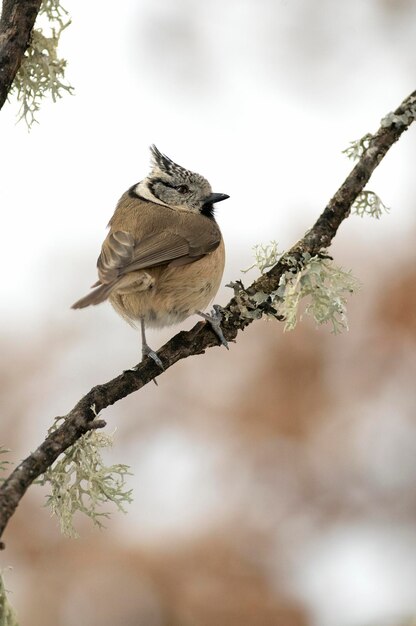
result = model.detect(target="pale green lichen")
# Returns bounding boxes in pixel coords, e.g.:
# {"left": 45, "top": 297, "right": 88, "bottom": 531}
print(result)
{"left": 242, "top": 241, "right": 283, "bottom": 274}
{"left": 342, "top": 133, "right": 372, "bottom": 161}
{"left": 352, "top": 190, "right": 389, "bottom": 219}
{"left": 275, "top": 256, "right": 360, "bottom": 333}
{"left": 38, "top": 429, "right": 133, "bottom": 538}
{"left": 381, "top": 104, "right": 416, "bottom": 128}
{"left": 10, "top": 0, "right": 73, "bottom": 129}
{"left": 227, "top": 280, "right": 271, "bottom": 320}
{"left": 343, "top": 136, "right": 390, "bottom": 219}
{"left": 39, "top": 0, "right": 69, "bottom": 25}
{"left": 243, "top": 247, "right": 360, "bottom": 334}
{"left": 0, "top": 571, "right": 19, "bottom": 626}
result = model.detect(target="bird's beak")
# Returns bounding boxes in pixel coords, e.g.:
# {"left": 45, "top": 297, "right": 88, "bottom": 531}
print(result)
{"left": 206, "top": 192, "right": 230, "bottom": 204}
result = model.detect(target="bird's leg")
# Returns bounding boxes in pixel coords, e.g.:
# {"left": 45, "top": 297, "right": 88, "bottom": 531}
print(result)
{"left": 196, "top": 305, "right": 229, "bottom": 350}
{"left": 140, "top": 318, "right": 164, "bottom": 369}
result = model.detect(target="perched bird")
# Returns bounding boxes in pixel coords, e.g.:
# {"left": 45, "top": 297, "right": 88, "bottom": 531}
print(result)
{"left": 72, "top": 145, "right": 229, "bottom": 368}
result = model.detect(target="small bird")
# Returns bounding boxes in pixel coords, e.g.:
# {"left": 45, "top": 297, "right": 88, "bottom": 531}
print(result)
{"left": 72, "top": 145, "right": 229, "bottom": 368}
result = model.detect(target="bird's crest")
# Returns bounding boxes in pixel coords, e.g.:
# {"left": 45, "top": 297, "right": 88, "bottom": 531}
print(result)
{"left": 150, "top": 145, "right": 193, "bottom": 181}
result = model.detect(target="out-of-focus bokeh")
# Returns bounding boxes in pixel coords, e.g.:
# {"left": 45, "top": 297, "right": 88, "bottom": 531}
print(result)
{"left": 1, "top": 1, "right": 416, "bottom": 624}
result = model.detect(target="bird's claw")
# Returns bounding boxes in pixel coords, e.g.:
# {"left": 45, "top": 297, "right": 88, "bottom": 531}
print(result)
{"left": 142, "top": 345, "right": 164, "bottom": 370}
{"left": 197, "top": 305, "right": 229, "bottom": 350}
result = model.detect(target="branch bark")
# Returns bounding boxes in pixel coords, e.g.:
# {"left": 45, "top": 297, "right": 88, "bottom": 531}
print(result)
{"left": 0, "top": 0, "right": 42, "bottom": 109}
{"left": 0, "top": 90, "right": 415, "bottom": 544}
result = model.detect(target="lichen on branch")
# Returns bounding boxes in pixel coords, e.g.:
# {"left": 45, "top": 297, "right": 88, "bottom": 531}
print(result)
{"left": 275, "top": 255, "right": 360, "bottom": 333}
{"left": 0, "top": 570, "right": 18, "bottom": 626}
{"left": 243, "top": 249, "right": 360, "bottom": 333}
{"left": 37, "top": 424, "right": 133, "bottom": 538}
{"left": 342, "top": 133, "right": 373, "bottom": 161}
{"left": 9, "top": 0, "right": 73, "bottom": 128}
{"left": 352, "top": 190, "right": 390, "bottom": 219}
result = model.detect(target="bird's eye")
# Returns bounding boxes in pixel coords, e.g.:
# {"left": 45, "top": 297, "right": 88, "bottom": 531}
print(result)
{"left": 176, "top": 184, "right": 189, "bottom": 194}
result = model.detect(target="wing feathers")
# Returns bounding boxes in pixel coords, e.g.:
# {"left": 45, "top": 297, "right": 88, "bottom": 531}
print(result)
{"left": 98, "top": 226, "right": 220, "bottom": 283}
{"left": 71, "top": 281, "right": 116, "bottom": 309}
{"left": 73, "top": 208, "right": 222, "bottom": 309}
{"left": 98, "top": 230, "right": 135, "bottom": 283}
{"left": 125, "top": 233, "right": 190, "bottom": 270}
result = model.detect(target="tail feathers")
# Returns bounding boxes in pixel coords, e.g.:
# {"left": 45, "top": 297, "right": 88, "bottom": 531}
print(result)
{"left": 71, "top": 281, "right": 116, "bottom": 309}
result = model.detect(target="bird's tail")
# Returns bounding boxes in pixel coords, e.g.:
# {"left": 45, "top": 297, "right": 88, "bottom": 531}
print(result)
{"left": 71, "top": 281, "right": 116, "bottom": 309}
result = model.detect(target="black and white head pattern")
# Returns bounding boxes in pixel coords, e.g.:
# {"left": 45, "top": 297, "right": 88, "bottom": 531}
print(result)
{"left": 145, "top": 145, "right": 213, "bottom": 213}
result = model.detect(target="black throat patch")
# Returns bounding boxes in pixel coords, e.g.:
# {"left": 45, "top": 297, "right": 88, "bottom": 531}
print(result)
{"left": 201, "top": 200, "right": 216, "bottom": 221}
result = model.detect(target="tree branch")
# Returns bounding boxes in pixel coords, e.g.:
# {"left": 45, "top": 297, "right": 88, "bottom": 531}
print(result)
{"left": 0, "top": 90, "right": 415, "bottom": 543}
{"left": 0, "top": 0, "right": 42, "bottom": 109}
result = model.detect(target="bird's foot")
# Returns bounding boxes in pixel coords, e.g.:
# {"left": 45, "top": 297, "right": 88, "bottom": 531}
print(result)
{"left": 142, "top": 344, "right": 164, "bottom": 370}
{"left": 197, "top": 305, "right": 229, "bottom": 350}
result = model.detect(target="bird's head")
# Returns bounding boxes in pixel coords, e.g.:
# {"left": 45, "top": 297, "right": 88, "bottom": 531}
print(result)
{"left": 134, "top": 145, "right": 229, "bottom": 218}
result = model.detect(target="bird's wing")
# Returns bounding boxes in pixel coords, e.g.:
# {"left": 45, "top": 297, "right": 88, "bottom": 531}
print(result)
{"left": 97, "top": 230, "right": 135, "bottom": 283}
{"left": 97, "top": 218, "right": 221, "bottom": 284}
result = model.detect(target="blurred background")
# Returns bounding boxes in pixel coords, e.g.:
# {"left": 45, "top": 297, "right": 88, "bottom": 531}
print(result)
{"left": 1, "top": 0, "right": 416, "bottom": 624}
